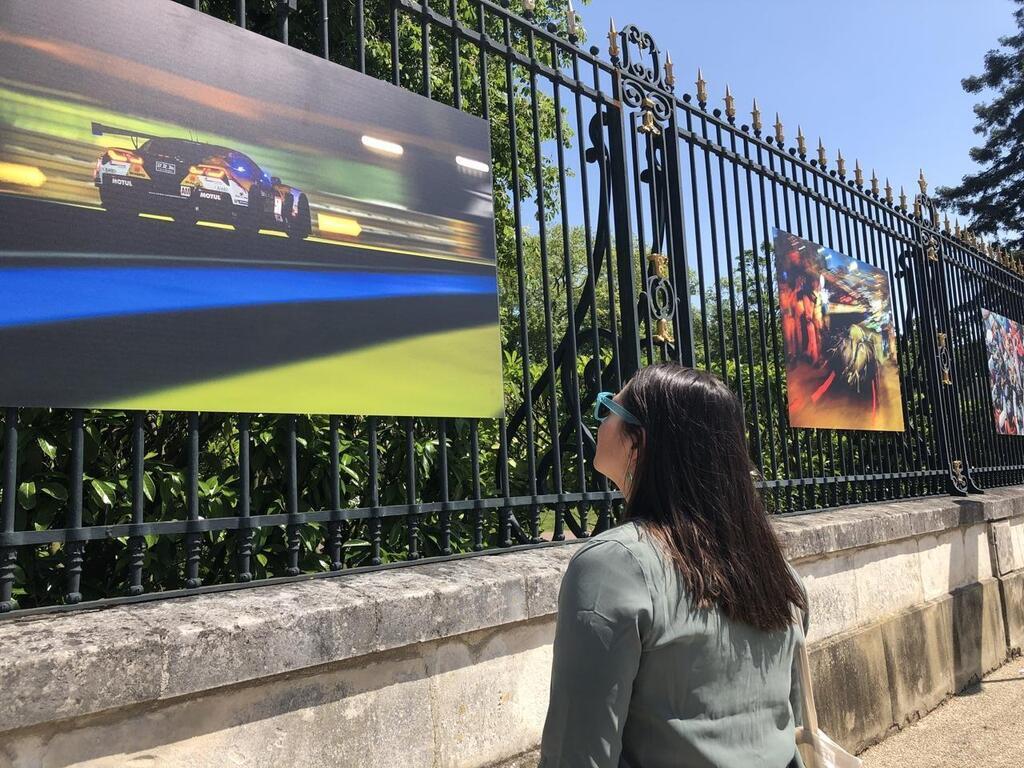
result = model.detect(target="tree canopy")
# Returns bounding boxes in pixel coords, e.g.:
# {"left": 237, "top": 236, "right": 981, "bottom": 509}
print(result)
{"left": 937, "top": 0, "right": 1024, "bottom": 252}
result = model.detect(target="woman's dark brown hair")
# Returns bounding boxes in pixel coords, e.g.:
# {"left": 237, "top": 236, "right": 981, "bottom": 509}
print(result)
{"left": 618, "top": 362, "right": 806, "bottom": 632}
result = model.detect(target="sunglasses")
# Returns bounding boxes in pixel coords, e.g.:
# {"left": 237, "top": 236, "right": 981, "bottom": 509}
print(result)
{"left": 593, "top": 391, "right": 641, "bottom": 425}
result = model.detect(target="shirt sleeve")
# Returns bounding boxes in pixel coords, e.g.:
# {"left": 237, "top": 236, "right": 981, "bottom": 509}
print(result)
{"left": 538, "top": 540, "right": 654, "bottom": 768}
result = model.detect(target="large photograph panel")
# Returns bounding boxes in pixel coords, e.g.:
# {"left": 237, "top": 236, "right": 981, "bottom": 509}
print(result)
{"left": 774, "top": 228, "right": 905, "bottom": 432}
{"left": 0, "top": 0, "right": 502, "bottom": 417}
{"left": 981, "top": 308, "right": 1024, "bottom": 436}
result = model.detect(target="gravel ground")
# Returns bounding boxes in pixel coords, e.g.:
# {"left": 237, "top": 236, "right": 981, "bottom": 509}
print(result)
{"left": 861, "top": 656, "right": 1024, "bottom": 767}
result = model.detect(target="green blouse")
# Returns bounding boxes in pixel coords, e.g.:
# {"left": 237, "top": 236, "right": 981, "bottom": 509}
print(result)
{"left": 538, "top": 520, "right": 809, "bottom": 768}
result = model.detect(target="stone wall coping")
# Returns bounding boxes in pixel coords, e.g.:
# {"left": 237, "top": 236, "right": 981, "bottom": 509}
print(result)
{"left": 777, "top": 487, "right": 1024, "bottom": 562}
{"left": 2, "top": 486, "right": 1023, "bottom": 735}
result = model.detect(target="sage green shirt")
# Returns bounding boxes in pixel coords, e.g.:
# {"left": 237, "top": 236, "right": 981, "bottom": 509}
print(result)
{"left": 538, "top": 520, "right": 809, "bottom": 768}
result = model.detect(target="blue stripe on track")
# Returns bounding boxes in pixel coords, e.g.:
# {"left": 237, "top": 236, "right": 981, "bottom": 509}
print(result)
{"left": 0, "top": 266, "right": 496, "bottom": 328}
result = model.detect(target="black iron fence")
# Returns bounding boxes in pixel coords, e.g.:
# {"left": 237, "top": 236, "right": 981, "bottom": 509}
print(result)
{"left": 1, "top": 0, "right": 1021, "bottom": 616}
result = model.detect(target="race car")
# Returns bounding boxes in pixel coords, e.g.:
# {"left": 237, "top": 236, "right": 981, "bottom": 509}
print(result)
{"left": 91, "top": 122, "right": 312, "bottom": 238}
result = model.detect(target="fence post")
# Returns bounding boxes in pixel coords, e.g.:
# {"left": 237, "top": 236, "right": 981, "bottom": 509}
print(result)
{"left": 662, "top": 106, "right": 696, "bottom": 368}
{"left": 913, "top": 195, "right": 980, "bottom": 495}
{"left": 607, "top": 75, "right": 642, "bottom": 380}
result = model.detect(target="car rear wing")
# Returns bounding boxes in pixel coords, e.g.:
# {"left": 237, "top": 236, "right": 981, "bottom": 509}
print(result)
{"left": 90, "top": 122, "right": 166, "bottom": 147}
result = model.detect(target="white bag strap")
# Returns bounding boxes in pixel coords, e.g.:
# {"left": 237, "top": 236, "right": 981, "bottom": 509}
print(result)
{"left": 796, "top": 609, "right": 819, "bottom": 735}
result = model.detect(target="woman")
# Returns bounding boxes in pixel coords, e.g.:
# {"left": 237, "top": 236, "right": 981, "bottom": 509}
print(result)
{"left": 539, "top": 363, "right": 809, "bottom": 768}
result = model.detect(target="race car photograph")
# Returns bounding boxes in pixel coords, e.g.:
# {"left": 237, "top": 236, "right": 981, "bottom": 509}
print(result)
{"left": 92, "top": 122, "right": 311, "bottom": 237}
{"left": 0, "top": 0, "right": 502, "bottom": 419}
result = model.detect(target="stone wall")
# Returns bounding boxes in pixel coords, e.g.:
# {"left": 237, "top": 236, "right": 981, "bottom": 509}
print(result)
{"left": 2, "top": 488, "right": 1023, "bottom": 767}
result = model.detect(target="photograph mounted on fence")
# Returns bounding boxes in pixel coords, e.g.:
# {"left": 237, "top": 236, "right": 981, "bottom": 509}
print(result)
{"left": 774, "top": 228, "right": 904, "bottom": 432}
{"left": 0, "top": 0, "right": 502, "bottom": 418}
{"left": 981, "top": 308, "right": 1024, "bottom": 436}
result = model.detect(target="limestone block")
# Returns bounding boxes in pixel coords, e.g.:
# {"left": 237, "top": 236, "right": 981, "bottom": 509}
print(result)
{"left": 810, "top": 623, "right": 893, "bottom": 753}
{"left": 851, "top": 538, "right": 924, "bottom": 627}
{"left": 880, "top": 599, "right": 956, "bottom": 725}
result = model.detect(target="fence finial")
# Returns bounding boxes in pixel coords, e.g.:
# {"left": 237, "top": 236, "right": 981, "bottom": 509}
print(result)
{"left": 696, "top": 68, "right": 708, "bottom": 106}
{"left": 871, "top": 169, "right": 879, "bottom": 196}
{"left": 607, "top": 18, "right": 619, "bottom": 58}
{"left": 955, "top": 221, "right": 962, "bottom": 238}
{"left": 918, "top": 169, "right": 928, "bottom": 196}
{"left": 837, "top": 149, "right": 846, "bottom": 178}
{"left": 854, "top": 159, "right": 863, "bottom": 187}
{"left": 899, "top": 186, "right": 908, "bottom": 211}
{"left": 796, "top": 125, "right": 806, "bottom": 156}
{"left": 943, "top": 214, "right": 951, "bottom": 234}
{"left": 817, "top": 137, "right": 826, "bottom": 167}
{"left": 664, "top": 51, "right": 675, "bottom": 89}
{"left": 565, "top": 0, "right": 579, "bottom": 42}
{"left": 774, "top": 113, "right": 784, "bottom": 145}
{"left": 724, "top": 85, "right": 736, "bottom": 121}
{"left": 751, "top": 98, "right": 762, "bottom": 135}
{"left": 522, "top": 0, "right": 535, "bottom": 20}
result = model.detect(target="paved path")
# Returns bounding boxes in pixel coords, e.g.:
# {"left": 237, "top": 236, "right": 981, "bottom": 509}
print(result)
{"left": 862, "top": 657, "right": 1024, "bottom": 767}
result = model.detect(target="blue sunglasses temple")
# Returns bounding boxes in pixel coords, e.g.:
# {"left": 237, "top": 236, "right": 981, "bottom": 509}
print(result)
{"left": 594, "top": 391, "right": 641, "bottom": 425}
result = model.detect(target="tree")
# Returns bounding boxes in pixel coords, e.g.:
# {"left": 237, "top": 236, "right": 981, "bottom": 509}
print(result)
{"left": 937, "top": 0, "right": 1024, "bottom": 251}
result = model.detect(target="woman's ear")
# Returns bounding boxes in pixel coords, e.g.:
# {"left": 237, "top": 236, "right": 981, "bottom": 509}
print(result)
{"left": 631, "top": 429, "right": 646, "bottom": 455}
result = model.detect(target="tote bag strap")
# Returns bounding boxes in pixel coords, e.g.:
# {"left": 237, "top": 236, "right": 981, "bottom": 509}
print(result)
{"left": 796, "top": 609, "right": 819, "bottom": 735}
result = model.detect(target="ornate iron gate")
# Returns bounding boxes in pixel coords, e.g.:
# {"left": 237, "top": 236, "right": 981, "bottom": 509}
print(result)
{"left": 0, "top": 0, "right": 1018, "bottom": 616}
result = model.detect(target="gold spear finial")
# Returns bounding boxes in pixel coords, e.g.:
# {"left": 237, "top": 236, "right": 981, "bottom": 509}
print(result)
{"left": 914, "top": 195, "right": 922, "bottom": 219}
{"left": 796, "top": 125, "right": 806, "bottom": 156}
{"left": 943, "top": 214, "right": 951, "bottom": 234}
{"left": 854, "top": 160, "right": 863, "bottom": 187}
{"left": 871, "top": 170, "right": 879, "bottom": 196}
{"left": 837, "top": 149, "right": 846, "bottom": 177}
{"left": 899, "top": 186, "right": 907, "bottom": 210}
{"left": 954, "top": 221, "right": 961, "bottom": 238}
{"left": 918, "top": 169, "right": 927, "bottom": 196}
{"left": 696, "top": 68, "right": 708, "bottom": 105}
{"left": 751, "top": 98, "right": 762, "bottom": 134}
{"left": 724, "top": 85, "right": 736, "bottom": 121}
{"left": 565, "top": 0, "right": 578, "bottom": 38}
{"left": 608, "top": 18, "right": 619, "bottom": 58}
{"left": 664, "top": 51, "right": 675, "bottom": 89}
{"left": 885, "top": 178, "right": 893, "bottom": 204}
{"left": 817, "top": 138, "right": 827, "bottom": 167}
{"left": 774, "top": 113, "right": 784, "bottom": 145}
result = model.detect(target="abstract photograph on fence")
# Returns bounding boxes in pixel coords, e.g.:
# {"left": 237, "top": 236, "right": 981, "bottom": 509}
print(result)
{"left": 981, "top": 308, "right": 1024, "bottom": 436}
{"left": 773, "top": 228, "right": 904, "bottom": 432}
{"left": 0, "top": 0, "right": 502, "bottom": 418}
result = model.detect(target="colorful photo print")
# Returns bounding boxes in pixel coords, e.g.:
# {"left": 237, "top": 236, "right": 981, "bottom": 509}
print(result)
{"left": 0, "top": 0, "right": 502, "bottom": 417}
{"left": 981, "top": 308, "right": 1024, "bottom": 436}
{"left": 774, "top": 228, "right": 905, "bottom": 432}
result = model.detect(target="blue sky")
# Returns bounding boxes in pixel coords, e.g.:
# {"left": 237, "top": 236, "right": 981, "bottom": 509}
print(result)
{"left": 571, "top": 0, "right": 1014, "bottom": 232}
